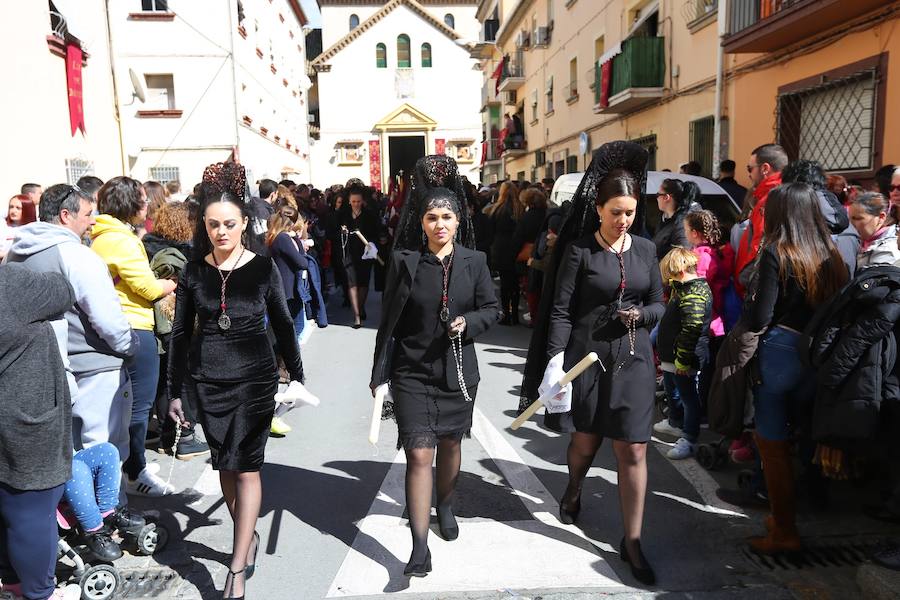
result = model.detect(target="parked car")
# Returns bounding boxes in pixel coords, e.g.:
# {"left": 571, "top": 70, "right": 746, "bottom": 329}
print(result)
{"left": 549, "top": 171, "right": 740, "bottom": 239}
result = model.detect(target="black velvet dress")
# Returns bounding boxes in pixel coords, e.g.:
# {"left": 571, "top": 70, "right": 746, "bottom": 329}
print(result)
{"left": 168, "top": 255, "right": 304, "bottom": 471}
{"left": 392, "top": 253, "right": 476, "bottom": 449}
{"left": 545, "top": 234, "right": 665, "bottom": 441}
{"left": 340, "top": 209, "right": 379, "bottom": 288}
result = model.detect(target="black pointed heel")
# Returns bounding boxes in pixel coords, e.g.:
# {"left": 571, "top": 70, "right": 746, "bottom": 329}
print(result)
{"left": 244, "top": 531, "right": 259, "bottom": 579}
{"left": 558, "top": 485, "right": 582, "bottom": 525}
{"left": 404, "top": 549, "right": 432, "bottom": 577}
{"left": 437, "top": 505, "right": 459, "bottom": 541}
{"left": 619, "top": 537, "right": 656, "bottom": 586}
{"left": 223, "top": 568, "right": 246, "bottom": 600}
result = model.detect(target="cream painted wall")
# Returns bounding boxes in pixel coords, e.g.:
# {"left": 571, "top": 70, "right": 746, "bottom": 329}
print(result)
{"left": 312, "top": 3, "right": 482, "bottom": 188}
{"left": 0, "top": 0, "right": 122, "bottom": 197}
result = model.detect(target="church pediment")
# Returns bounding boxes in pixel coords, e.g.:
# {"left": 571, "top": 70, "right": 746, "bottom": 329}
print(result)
{"left": 374, "top": 103, "right": 437, "bottom": 131}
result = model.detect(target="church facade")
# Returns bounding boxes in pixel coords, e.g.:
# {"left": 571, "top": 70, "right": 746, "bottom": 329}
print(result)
{"left": 310, "top": 0, "right": 482, "bottom": 190}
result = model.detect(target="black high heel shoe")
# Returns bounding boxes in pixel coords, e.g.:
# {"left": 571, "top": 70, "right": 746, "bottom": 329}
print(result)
{"left": 404, "top": 549, "right": 432, "bottom": 577}
{"left": 558, "top": 486, "right": 582, "bottom": 525}
{"left": 619, "top": 537, "right": 656, "bottom": 586}
{"left": 223, "top": 567, "right": 246, "bottom": 600}
{"left": 437, "top": 505, "right": 459, "bottom": 541}
{"left": 244, "top": 531, "right": 260, "bottom": 579}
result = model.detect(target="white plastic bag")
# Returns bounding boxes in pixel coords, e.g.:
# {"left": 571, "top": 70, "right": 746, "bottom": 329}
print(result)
{"left": 539, "top": 352, "right": 572, "bottom": 414}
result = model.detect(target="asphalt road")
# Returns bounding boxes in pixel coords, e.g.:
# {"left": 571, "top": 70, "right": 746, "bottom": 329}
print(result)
{"left": 102, "top": 288, "right": 900, "bottom": 600}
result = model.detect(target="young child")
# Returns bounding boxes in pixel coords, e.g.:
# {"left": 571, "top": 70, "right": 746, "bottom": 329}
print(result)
{"left": 657, "top": 247, "right": 714, "bottom": 459}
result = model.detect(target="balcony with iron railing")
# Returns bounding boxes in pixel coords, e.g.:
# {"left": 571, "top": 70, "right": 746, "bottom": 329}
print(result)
{"left": 481, "top": 78, "right": 500, "bottom": 111}
{"left": 483, "top": 138, "right": 502, "bottom": 163}
{"left": 594, "top": 36, "right": 665, "bottom": 114}
{"left": 723, "top": 0, "right": 889, "bottom": 53}
{"left": 498, "top": 50, "right": 526, "bottom": 92}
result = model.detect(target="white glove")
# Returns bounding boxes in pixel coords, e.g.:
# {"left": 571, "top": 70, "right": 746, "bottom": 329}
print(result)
{"left": 274, "top": 381, "right": 320, "bottom": 417}
{"left": 361, "top": 242, "right": 379, "bottom": 261}
{"left": 302, "top": 238, "right": 314, "bottom": 250}
{"left": 539, "top": 352, "right": 572, "bottom": 414}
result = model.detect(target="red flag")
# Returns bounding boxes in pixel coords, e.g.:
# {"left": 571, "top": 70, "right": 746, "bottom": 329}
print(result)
{"left": 66, "top": 44, "right": 85, "bottom": 135}
{"left": 492, "top": 57, "right": 505, "bottom": 95}
{"left": 600, "top": 60, "right": 613, "bottom": 109}
{"left": 368, "top": 140, "right": 381, "bottom": 191}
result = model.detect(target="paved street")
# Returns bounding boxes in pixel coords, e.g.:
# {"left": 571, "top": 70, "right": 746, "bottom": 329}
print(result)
{"left": 112, "top": 288, "right": 900, "bottom": 600}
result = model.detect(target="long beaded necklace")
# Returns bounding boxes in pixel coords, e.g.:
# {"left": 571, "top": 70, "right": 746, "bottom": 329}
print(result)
{"left": 598, "top": 231, "right": 636, "bottom": 371}
{"left": 211, "top": 246, "right": 246, "bottom": 330}
{"left": 439, "top": 249, "right": 473, "bottom": 402}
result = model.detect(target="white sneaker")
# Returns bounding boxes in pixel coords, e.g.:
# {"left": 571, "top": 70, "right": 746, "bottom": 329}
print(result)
{"left": 145, "top": 462, "right": 161, "bottom": 475}
{"left": 653, "top": 418, "right": 684, "bottom": 438}
{"left": 667, "top": 437, "right": 696, "bottom": 460}
{"left": 126, "top": 466, "right": 176, "bottom": 497}
{"left": 50, "top": 585, "right": 82, "bottom": 600}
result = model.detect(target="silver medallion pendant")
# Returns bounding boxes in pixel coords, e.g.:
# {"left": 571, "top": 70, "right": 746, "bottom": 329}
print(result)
{"left": 218, "top": 312, "right": 232, "bottom": 331}
{"left": 440, "top": 307, "right": 450, "bottom": 322}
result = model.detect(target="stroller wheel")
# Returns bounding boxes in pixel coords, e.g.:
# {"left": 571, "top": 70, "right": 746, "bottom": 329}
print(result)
{"left": 737, "top": 469, "right": 755, "bottom": 492}
{"left": 696, "top": 444, "right": 717, "bottom": 470}
{"left": 79, "top": 564, "right": 120, "bottom": 600}
{"left": 136, "top": 523, "right": 169, "bottom": 555}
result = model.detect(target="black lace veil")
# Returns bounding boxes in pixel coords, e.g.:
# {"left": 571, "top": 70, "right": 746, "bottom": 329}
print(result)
{"left": 393, "top": 155, "right": 475, "bottom": 251}
{"left": 518, "top": 141, "right": 649, "bottom": 412}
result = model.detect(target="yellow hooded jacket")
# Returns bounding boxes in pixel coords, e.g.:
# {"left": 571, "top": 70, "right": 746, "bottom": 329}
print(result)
{"left": 91, "top": 214, "right": 164, "bottom": 331}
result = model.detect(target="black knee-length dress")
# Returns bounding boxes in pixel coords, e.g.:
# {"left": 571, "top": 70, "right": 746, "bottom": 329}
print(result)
{"left": 168, "top": 255, "right": 304, "bottom": 471}
{"left": 545, "top": 234, "right": 665, "bottom": 441}
{"left": 371, "top": 246, "right": 500, "bottom": 450}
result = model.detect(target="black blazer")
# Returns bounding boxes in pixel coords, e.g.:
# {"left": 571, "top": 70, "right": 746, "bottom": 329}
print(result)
{"left": 270, "top": 232, "right": 309, "bottom": 301}
{"left": 370, "top": 245, "right": 500, "bottom": 389}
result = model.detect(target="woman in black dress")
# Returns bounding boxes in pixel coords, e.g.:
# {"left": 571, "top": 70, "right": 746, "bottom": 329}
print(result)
{"left": 339, "top": 185, "right": 379, "bottom": 328}
{"left": 371, "top": 156, "right": 499, "bottom": 577}
{"left": 486, "top": 181, "right": 524, "bottom": 324}
{"left": 522, "top": 142, "right": 664, "bottom": 585}
{"left": 167, "top": 165, "right": 304, "bottom": 600}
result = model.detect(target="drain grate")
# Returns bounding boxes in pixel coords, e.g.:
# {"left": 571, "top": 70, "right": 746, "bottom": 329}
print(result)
{"left": 118, "top": 567, "right": 183, "bottom": 597}
{"left": 742, "top": 541, "right": 884, "bottom": 571}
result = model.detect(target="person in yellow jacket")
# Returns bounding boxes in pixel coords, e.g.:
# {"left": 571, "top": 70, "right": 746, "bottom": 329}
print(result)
{"left": 91, "top": 177, "right": 177, "bottom": 497}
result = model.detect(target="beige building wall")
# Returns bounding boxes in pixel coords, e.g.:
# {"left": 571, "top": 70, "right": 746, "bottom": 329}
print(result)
{"left": 480, "top": 0, "right": 730, "bottom": 182}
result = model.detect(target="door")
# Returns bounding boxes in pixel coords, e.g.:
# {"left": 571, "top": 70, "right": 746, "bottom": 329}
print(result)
{"left": 388, "top": 135, "right": 426, "bottom": 180}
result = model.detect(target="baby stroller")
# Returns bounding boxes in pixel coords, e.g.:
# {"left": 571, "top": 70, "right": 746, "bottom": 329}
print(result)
{"left": 56, "top": 505, "right": 169, "bottom": 600}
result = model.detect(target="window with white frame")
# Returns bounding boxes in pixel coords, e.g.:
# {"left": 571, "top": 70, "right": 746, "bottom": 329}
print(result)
{"left": 545, "top": 76, "right": 554, "bottom": 113}
{"left": 145, "top": 74, "right": 175, "bottom": 110}
{"left": 65, "top": 158, "right": 93, "bottom": 185}
{"left": 149, "top": 165, "right": 180, "bottom": 184}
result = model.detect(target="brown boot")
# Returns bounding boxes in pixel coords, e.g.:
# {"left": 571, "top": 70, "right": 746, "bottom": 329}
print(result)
{"left": 749, "top": 434, "right": 802, "bottom": 554}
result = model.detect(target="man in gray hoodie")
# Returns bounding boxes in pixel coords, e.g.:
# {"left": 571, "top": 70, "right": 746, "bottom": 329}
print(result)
{"left": 6, "top": 184, "right": 137, "bottom": 461}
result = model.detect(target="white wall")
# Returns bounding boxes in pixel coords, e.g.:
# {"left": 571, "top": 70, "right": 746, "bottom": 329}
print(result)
{"left": 0, "top": 0, "right": 122, "bottom": 195}
{"left": 312, "top": 3, "right": 482, "bottom": 187}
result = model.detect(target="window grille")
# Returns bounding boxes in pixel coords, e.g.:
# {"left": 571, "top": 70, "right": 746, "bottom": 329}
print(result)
{"left": 689, "top": 116, "right": 715, "bottom": 178}
{"left": 777, "top": 70, "right": 876, "bottom": 172}
{"left": 149, "top": 166, "right": 180, "bottom": 184}
{"left": 65, "top": 158, "right": 93, "bottom": 185}
{"left": 397, "top": 34, "right": 411, "bottom": 68}
{"left": 630, "top": 134, "right": 657, "bottom": 171}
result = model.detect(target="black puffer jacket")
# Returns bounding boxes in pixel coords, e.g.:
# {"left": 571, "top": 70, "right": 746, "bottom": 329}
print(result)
{"left": 653, "top": 208, "right": 690, "bottom": 261}
{"left": 801, "top": 265, "right": 900, "bottom": 442}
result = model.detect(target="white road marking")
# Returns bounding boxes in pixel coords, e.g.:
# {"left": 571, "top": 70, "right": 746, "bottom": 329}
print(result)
{"left": 325, "top": 407, "right": 624, "bottom": 597}
{"left": 650, "top": 443, "right": 746, "bottom": 517}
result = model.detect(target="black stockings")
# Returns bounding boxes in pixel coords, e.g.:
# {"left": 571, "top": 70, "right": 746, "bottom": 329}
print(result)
{"left": 403, "top": 437, "right": 462, "bottom": 561}
{"left": 564, "top": 432, "right": 604, "bottom": 504}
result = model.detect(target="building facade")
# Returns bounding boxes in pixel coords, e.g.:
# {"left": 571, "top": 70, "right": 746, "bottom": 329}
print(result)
{"left": 309, "top": 0, "right": 482, "bottom": 190}
{"left": 473, "top": 0, "right": 729, "bottom": 184}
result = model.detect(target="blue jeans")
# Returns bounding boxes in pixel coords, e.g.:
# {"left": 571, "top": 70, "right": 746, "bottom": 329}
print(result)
{"left": 663, "top": 371, "right": 701, "bottom": 442}
{"left": 124, "top": 329, "right": 159, "bottom": 479}
{"left": 0, "top": 483, "right": 65, "bottom": 600}
{"left": 753, "top": 327, "right": 816, "bottom": 441}
{"left": 64, "top": 443, "right": 121, "bottom": 531}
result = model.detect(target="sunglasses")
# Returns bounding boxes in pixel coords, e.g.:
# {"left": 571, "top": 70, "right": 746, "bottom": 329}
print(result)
{"left": 891, "top": 185, "right": 900, "bottom": 192}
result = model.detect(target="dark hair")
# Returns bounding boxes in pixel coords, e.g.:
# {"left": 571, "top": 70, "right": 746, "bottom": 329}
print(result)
{"left": 258, "top": 179, "right": 278, "bottom": 199}
{"left": 38, "top": 184, "right": 91, "bottom": 223}
{"left": 661, "top": 178, "right": 700, "bottom": 211}
{"left": 98, "top": 176, "right": 145, "bottom": 223}
{"left": 520, "top": 187, "right": 548, "bottom": 210}
{"left": 143, "top": 180, "right": 168, "bottom": 221}
{"left": 76, "top": 175, "right": 104, "bottom": 197}
{"left": 681, "top": 161, "right": 702, "bottom": 176}
{"left": 152, "top": 201, "right": 194, "bottom": 242}
{"left": 762, "top": 183, "right": 848, "bottom": 304}
{"left": 875, "top": 164, "right": 896, "bottom": 196}
{"left": 781, "top": 159, "right": 826, "bottom": 190}
{"left": 719, "top": 159, "right": 736, "bottom": 174}
{"left": 826, "top": 174, "right": 849, "bottom": 204}
{"left": 191, "top": 191, "right": 252, "bottom": 260}
{"left": 596, "top": 169, "right": 640, "bottom": 206}
{"left": 851, "top": 191, "right": 889, "bottom": 217}
{"left": 541, "top": 177, "right": 555, "bottom": 185}
{"left": 279, "top": 179, "right": 296, "bottom": 189}
{"left": 21, "top": 183, "right": 41, "bottom": 195}
{"left": 7, "top": 194, "right": 37, "bottom": 226}
{"left": 751, "top": 143, "right": 788, "bottom": 173}
{"left": 346, "top": 184, "right": 366, "bottom": 199}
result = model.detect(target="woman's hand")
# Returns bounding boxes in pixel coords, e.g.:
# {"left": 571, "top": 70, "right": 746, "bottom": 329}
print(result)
{"left": 449, "top": 316, "right": 466, "bottom": 338}
{"left": 370, "top": 383, "right": 378, "bottom": 398}
{"left": 168, "top": 398, "right": 190, "bottom": 428}
{"left": 617, "top": 307, "right": 641, "bottom": 326}
{"left": 158, "top": 278, "right": 177, "bottom": 297}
